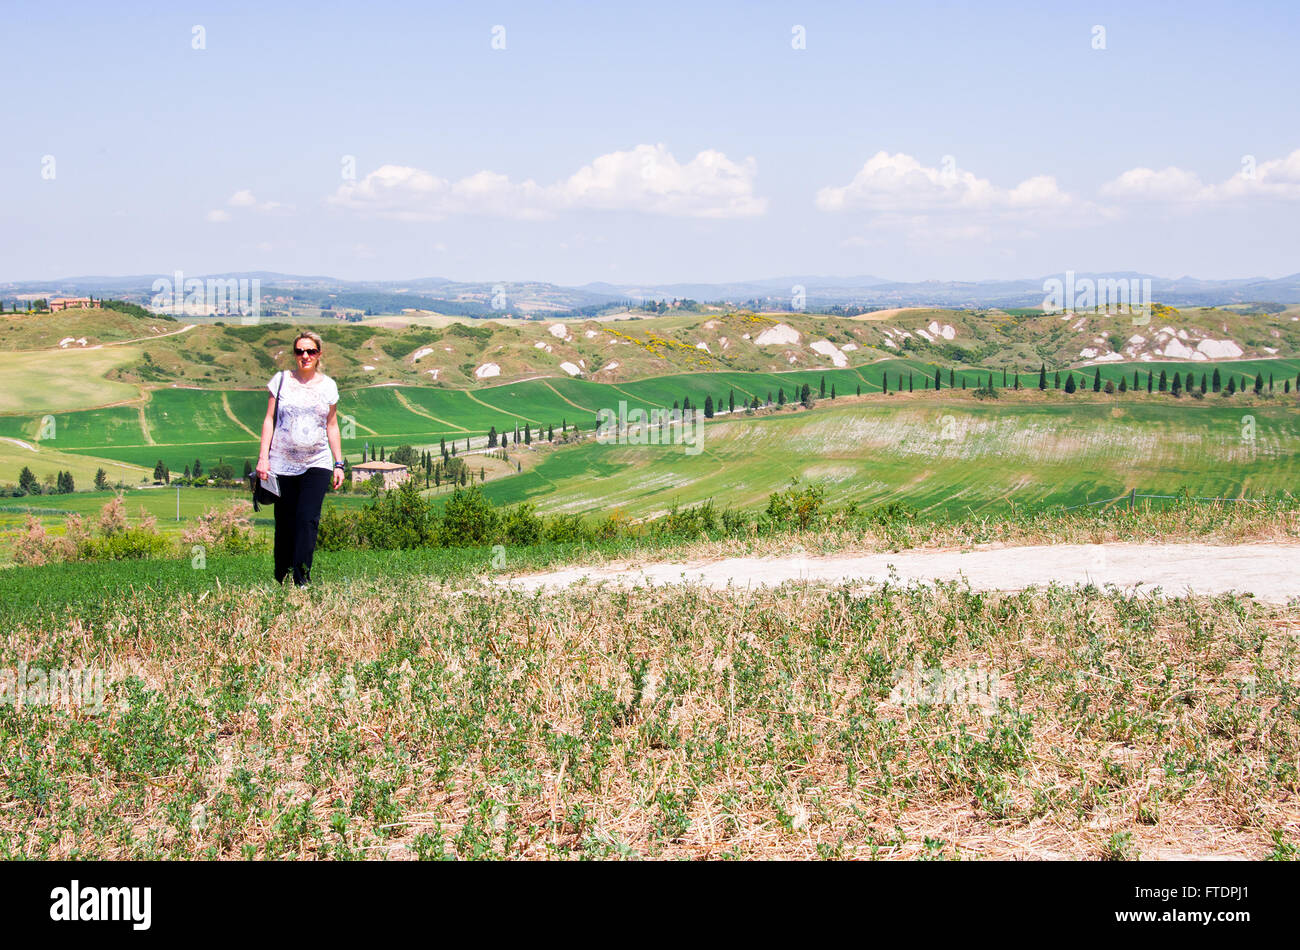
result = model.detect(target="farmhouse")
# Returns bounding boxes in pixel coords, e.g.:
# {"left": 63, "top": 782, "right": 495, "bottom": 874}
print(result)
{"left": 351, "top": 460, "right": 410, "bottom": 490}
{"left": 48, "top": 297, "right": 93, "bottom": 311}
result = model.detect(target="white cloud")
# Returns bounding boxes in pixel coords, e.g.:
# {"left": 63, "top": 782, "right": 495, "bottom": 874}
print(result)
{"left": 206, "top": 209, "right": 231, "bottom": 223}
{"left": 224, "top": 189, "right": 287, "bottom": 213}
{"left": 1101, "top": 148, "right": 1300, "bottom": 203}
{"left": 816, "top": 152, "right": 1074, "bottom": 214}
{"left": 329, "top": 144, "right": 767, "bottom": 220}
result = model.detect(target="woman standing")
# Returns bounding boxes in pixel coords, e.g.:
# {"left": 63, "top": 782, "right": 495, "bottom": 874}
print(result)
{"left": 255, "top": 330, "right": 344, "bottom": 587}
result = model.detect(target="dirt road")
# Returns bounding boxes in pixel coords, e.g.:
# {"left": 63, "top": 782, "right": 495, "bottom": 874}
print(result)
{"left": 505, "top": 542, "right": 1300, "bottom": 603}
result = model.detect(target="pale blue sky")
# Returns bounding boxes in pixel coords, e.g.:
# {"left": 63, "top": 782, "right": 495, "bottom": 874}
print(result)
{"left": 4, "top": 0, "right": 1298, "bottom": 285}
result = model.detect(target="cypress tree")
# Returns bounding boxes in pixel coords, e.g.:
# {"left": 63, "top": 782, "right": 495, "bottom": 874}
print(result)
{"left": 704, "top": 395, "right": 714, "bottom": 418}
{"left": 1255, "top": 372, "right": 1264, "bottom": 394}
{"left": 1064, "top": 374, "right": 1077, "bottom": 394}
{"left": 949, "top": 368, "right": 955, "bottom": 388}
{"left": 819, "top": 375, "right": 826, "bottom": 397}
{"left": 1227, "top": 377, "right": 1237, "bottom": 395}
{"left": 1039, "top": 364, "right": 1047, "bottom": 390}
{"left": 1212, "top": 367, "right": 1222, "bottom": 392}
{"left": 1200, "top": 374, "right": 1207, "bottom": 394}
{"left": 728, "top": 390, "right": 735, "bottom": 413}
{"left": 908, "top": 373, "right": 914, "bottom": 392}
{"left": 830, "top": 384, "right": 836, "bottom": 399}
{"left": 1269, "top": 374, "right": 1274, "bottom": 393}
{"left": 1054, "top": 371, "right": 1061, "bottom": 389}
{"left": 1146, "top": 373, "right": 1153, "bottom": 393}
{"left": 882, "top": 375, "right": 888, "bottom": 395}
{"left": 1158, "top": 370, "right": 1168, "bottom": 392}
{"left": 778, "top": 388, "right": 786, "bottom": 405}
{"left": 1119, "top": 376, "right": 1127, "bottom": 392}
{"left": 856, "top": 384, "right": 861, "bottom": 396}
{"left": 1172, "top": 372, "right": 1183, "bottom": 397}
{"left": 1093, "top": 370, "right": 1101, "bottom": 392}
{"left": 934, "top": 370, "right": 941, "bottom": 391}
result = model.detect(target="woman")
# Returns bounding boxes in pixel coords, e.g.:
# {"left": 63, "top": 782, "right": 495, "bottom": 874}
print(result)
{"left": 255, "top": 330, "right": 344, "bottom": 587}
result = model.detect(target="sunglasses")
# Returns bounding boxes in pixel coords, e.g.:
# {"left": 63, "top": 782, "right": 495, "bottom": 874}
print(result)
{"left": 294, "top": 347, "right": 319, "bottom": 357}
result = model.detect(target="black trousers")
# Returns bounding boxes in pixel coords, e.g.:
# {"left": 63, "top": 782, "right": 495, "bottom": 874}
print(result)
{"left": 273, "top": 467, "right": 331, "bottom": 586}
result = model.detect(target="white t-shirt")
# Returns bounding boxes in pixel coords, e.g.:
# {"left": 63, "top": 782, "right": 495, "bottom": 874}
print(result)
{"left": 267, "top": 371, "right": 339, "bottom": 475}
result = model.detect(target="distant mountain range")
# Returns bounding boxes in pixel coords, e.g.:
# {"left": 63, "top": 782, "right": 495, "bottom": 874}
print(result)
{"left": 4, "top": 272, "right": 1300, "bottom": 311}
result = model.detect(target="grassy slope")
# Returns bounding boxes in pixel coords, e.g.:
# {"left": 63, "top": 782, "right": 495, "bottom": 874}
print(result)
{"left": 0, "top": 347, "right": 141, "bottom": 412}
{"left": 479, "top": 393, "right": 1300, "bottom": 518}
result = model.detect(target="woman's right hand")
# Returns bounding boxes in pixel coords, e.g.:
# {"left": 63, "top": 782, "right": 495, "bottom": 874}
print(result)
{"left": 256, "top": 458, "right": 270, "bottom": 481}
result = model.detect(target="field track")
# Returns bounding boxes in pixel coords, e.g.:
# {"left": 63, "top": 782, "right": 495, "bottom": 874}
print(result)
{"left": 506, "top": 542, "right": 1300, "bottom": 602}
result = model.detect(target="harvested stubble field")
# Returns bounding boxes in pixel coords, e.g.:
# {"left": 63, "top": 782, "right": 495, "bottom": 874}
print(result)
{"left": 3, "top": 565, "right": 1298, "bottom": 860}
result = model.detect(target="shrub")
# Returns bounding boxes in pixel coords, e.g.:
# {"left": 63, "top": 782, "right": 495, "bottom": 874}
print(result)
{"left": 593, "top": 509, "right": 636, "bottom": 541}
{"left": 78, "top": 528, "right": 170, "bottom": 561}
{"left": 720, "top": 507, "right": 750, "bottom": 535}
{"left": 181, "top": 501, "right": 262, "bottom": 555}
{"left": 764, "top": 481, "right": 826, "bottom": 530}
{"left": 358, "top": 480, "right": 437, "bottom": 549}
{"left": 317, "top": 503, "right": 362, "bottom": 551}
{"left": 655, "top": 501, "right": 718, "bottom": 538}
{"left": 438, "top": 486, "right": 499, "bottom": 547}
{"left": 12, "top": 515, "right": 74, "bottom": 566}
{"left": 543, "top": 513, "right": 591, "bottom": 544}
{"left": 863, "top": 501, "right": 918, "bottom": 526}
{"left": 500, "top": 502, "right": 543, "bottom": 546}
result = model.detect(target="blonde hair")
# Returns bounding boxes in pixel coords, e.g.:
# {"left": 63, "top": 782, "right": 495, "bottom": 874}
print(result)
{"left": 291, "top": 329, "right": 324, "bottom": 366}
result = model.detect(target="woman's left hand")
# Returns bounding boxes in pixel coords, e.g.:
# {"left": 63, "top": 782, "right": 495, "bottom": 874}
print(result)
{"left": 331, "top": 467, "right": 344, "bottom": 490}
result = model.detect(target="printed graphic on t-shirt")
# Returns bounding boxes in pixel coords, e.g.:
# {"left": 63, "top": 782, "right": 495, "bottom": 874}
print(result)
{"left": 267, "top": 372, "right": 338, "bottom": 475}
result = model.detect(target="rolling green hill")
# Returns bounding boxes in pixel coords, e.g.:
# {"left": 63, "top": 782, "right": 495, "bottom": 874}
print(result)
{"left": 4, "top": 305, "right": 1300, "bottom": 521}
{"left": 477, "top": 396, "right": 1300, "bottom": 519}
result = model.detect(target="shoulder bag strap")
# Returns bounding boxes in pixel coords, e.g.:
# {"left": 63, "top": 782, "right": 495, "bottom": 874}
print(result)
{"left": 271, "top": 371, "right": 286, "bottom": 442}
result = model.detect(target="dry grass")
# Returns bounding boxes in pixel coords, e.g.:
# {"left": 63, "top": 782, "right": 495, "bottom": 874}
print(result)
{"left": 3, "top": 572, "right": 1297, "bottom": 860}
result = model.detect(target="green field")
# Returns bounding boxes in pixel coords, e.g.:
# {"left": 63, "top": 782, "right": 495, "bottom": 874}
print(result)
{"left": 0, "top": 347, "right": 141, "bottom": 413}
{"left": 0, "top": 360, "right": 954, "bottom": 474}
{"left": 3, "top": 358, "right": 1299, "bottom": 524}
{"left": 478, "top": 396, "right": 1300, "bottom": 518}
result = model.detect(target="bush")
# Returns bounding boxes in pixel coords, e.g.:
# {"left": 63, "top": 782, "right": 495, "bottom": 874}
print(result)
{"left": 593, "top": 509, "right": 637, "bottom": 541}
{"left": 764, "top": 481, "right": 826, "bottom": 530}
{"left": 655, "top": 501, "right": 718, "bottom": 538}
{"left": 500, "top": 502, "right": 543, "bottom": 546}
{"left": 181, "top": 501, "right": 262, "bottom": 555}
{"left": 317, "top": 503, "right": 361, "bottom": 551}
{"left": 543, "top": 513, "right": 591, "bottom": 544}
{"left": 438, "top": 486, "right": 499, "bottom": 547}
{"left": 720, "top": 507, "right": 750, "bottom": 535}
{"left": 358, "top": 480, "right": 437, "bottom": 549}
{"left": 862, "top": 501, "right": 917, "bottom": 526}
{"left": 78, "top": 528, "right": 171, "bottom": 561}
